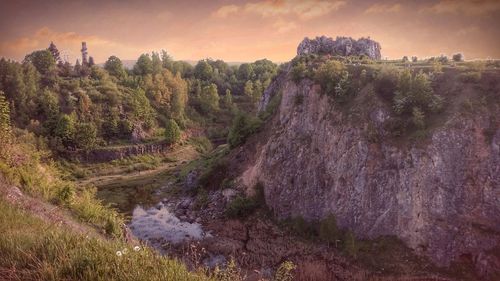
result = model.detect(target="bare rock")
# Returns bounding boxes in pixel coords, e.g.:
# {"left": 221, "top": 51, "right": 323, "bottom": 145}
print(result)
{"left": 297, "top": 35, "right": 382, "bottom": 60}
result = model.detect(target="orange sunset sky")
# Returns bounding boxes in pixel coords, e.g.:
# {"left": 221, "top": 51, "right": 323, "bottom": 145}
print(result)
{"left": 1, "top": 0, "right": 499, "bottom": 63}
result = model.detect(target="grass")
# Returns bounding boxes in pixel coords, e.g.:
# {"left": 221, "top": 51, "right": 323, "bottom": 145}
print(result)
{"left": 0, "top": 198, "right": 213, "bottom": 281}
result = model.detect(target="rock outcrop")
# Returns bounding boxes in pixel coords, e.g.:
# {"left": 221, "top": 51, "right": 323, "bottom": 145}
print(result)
{"left": 297, "top": 36, "right": 382, "bottom": 60}
{"left": 242, "top": 67, "right": 500, "bottom": 276}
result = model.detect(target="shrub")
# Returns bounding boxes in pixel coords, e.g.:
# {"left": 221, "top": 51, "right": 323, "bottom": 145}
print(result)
{"left": 225, "top": 183, "right": 265, "bottom": 219}
{"left": 412, "top": 107, "right": 426, "bottom": 129}
{"left": 227, "top": 113, "right": 262, "bottom": 148}
{"left": 459, "top": 71, "right": 482, "bottom": 83}
{"left": 318, "top": 214, "right": 341, "bottom": 245}
{"left": 225, "top": 196, "right": 258, "bottom": 219}
{"left": 452, "top": 53, "right": 464, "bottom": 62}
{"left": 189, "top": 136, "right": 213, "bottom": 154}
{"left": 291, "top": 61, "right": 307, "bottom": 83}
{"left": 373, "top": 66, "right": 399, "bottom": 101}
{"left": 314, "top": 60, "right": 346, "bottom": 96}
{"left": 274, "top": 261, "right": 296, "bottom": 281}
{"left": 164, "top": 119, "right": 181, "bottom": 145}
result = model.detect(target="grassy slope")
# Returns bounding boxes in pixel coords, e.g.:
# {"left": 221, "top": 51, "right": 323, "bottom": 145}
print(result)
{"left": 0, "top": 197, "right": 211, "bottom": 281}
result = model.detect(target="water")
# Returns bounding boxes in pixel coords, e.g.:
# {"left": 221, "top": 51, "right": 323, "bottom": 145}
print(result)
{"left": 128, "top": 203, "right": 208, "bottom": 250}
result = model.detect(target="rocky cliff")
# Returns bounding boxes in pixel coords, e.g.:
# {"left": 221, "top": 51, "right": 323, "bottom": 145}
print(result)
{"left": 297, "top": 36, "right": 382, "bottom": 59}
{"left": 239, "top": 64, "right": 500, "bottom": 276}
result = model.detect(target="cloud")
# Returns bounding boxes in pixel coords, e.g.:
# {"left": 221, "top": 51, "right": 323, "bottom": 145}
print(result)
{"left": 273, "top": 19, "right": 298, "bottom": 33}
{"left": 0, "top": 27, "right": 121, "bottom": 62}
{"left": 364, "top": 3, "right": 402, "bottom": 14}
{"left": 212, "top": 4, "right": 240, "bottom": 18}
{"left": 212, "top": 0, "right": 345, "bottom": 20}
{"left": 422, "top": 0, "right": 500, "bottom": 15}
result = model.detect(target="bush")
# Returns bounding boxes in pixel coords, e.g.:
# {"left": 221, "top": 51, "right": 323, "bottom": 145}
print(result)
{"left": 459, "top": 71, "right": 482, "bottom": 83}
{"left": 189, "top": 136, "right": 213, "bottom": 153}
{"left": 314, "top": 60, "right": 346, "bottom": 96}
{"left": 225, "top": 196, "right": 258, "bottom": 218}
{"left": 164, "top": 119, "right": 181, "bottom": 145}
{"left": 318, "top": 214, "right": 341, "bottom": 245}
{"left": 452, "top": 53, "right": 464, "bottom": 62}
{"left": 227, "top": 113, "right": 262, "bottom": 148}
{"left": 225, "top": 183, "right": 265, "bottom": 219}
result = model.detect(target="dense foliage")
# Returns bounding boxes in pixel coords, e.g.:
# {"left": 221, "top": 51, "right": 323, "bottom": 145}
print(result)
{"left": 0, "top": 43, "right": 278, "bottom": 155}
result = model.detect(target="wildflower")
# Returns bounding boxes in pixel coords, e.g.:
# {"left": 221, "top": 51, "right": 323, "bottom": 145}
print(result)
{"left": 122, "top": 248, "right": 128, "bottom": 255}
{"left": 116, "top": 251, "right": 122, "bottom": 257}
{"left": 134, "top": 246, "right": 141, "bottom": 252}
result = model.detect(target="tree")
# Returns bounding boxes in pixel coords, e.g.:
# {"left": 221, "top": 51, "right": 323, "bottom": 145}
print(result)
{"left": 222, "top": 89, "right": 233, "bottom": 108}
{"left": 0, "top": 91, "right": 11, "bottom": 145}
{"left": 48, "top": 42, "right": 61, "bottom": 63}
{"left": 402, "top": 56, "right": 409, "bottom": 63}
{"left": 104, "top": 56, "right": 126, "bottom": 79}
{"left": 244, "top": 80, "right": 254, "bottom": 98}
{"left": 88, "top": 56, "right": 95, "bottom": 67}
{"left": 200, "top": 83, "right": 220, "bottom": 113}
{"left": 161, "top": 50, "right": 174, "bottom": 71}
{"left": 314, "top": 60, "right": 346, "bottom": 96}
{"left": 237, "top": 63, "right": 254, "bottom": 81}
{"left": 194, "top": 60, "right": 214, "bottom": 81}
{"left": 452, "top": 53, "right": 464, "bottom": 62}
{"left": 24, "top": 49, "right": 56, "bottom": 75}
{"left": 151, "top": 52, "right": 162, "bottom": 75}
{"left": 228, "top": 113, "right": 262, "bottom": 148}
{"left": 164, "top": 119, "right": 181, "bottom": 145}
{"left": 411, "top": 56, "right": 418, "bottom": 63}
{"left": 74, "top": 122, "right": 97, "bottom": 150}
{"left": 134, "top": 54, "right": 153, "bottom": 75}
{"left": 55, "top": 114, "right": 76, "bottom": 145}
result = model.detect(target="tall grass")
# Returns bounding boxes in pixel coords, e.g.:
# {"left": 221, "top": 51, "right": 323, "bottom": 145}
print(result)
{"left": 0, "top": 199, "right": 212, "bottom": 281}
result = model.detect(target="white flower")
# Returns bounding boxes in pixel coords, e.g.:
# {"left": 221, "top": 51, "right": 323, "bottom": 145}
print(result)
{"left": 133, "top": 246, "right": 141, "bottom": 252}
{"left": 122, "top": 248, "right": 128, "bottom": 255}
{"left": 116, "top": 251, "right": 122, "bottom": 257}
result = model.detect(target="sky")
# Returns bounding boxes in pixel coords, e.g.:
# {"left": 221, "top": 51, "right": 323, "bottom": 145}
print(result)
{"left": 0, "top": 0, "right": 499, "bottom": 63}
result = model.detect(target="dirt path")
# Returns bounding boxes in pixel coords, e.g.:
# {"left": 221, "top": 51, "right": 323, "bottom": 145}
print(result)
{"left": 79, "top": 145, "right": 199, "bottom": 187}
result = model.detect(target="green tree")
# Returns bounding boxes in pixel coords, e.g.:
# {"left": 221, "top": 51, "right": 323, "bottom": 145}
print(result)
{"left": 24, "top": 49, "right": 56, "bottom": 75}
{"left": 244, "top": 80, "right": 254, "bottom": 98}
{"left": 134, "top": 54, "right": 153, "bottom": 75}
{"left": 314, "top": 60, "right": 346, "bottom": 96}
{"left": 161, "top": 50, "right": 174, "bottom": 71}
{"left": 74, "top": 122, "right": 97, "bottom": 150}
{"left": 47, "top": 42, "right": 61, "bottom": 63}
{"left": 0, "top": 91, "right": 11, "bottom": 145}
{"left": 164, "top": 119, "right": 181, "bottom": 145}
{"left": 104, "top": 56, "right": 126, "bottom": 79}
{"left": 237, "top": 63, "right": 254, "bottom": 81}
{"left": 227, "top": 113, "right": 261, "bottom": 148}
{"left": 151, "top": 52, "right": 162, "bottom": 75}
{"left": 200, "top": 83, "right": 220, "bottom": 113}
{"left": 452, "top": 53, "right": 464, "bottom": 62}
{"left": 194, "top": 60, "right": 214, "bottom": 81}
{"left": 222, "top": 89, "right": 233, "bottom": 108}
{"left": 55, "top": 114, "right": 76, "bottom": 145}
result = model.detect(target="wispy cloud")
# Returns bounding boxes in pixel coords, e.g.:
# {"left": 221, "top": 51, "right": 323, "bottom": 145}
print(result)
{"left": 0, "top": 27, "right": 125, "bottom": 62}
{"left": 212, "top": 4, "right": 240, "bottom": 18}
{"left": 422, "top": 0, "right": 500, "bottom": 15}
{"left": 212, "top": 0, "right": 345, "bottom": 20}
{"left": 364, "top": 3, "right": 401, "bottom": 14}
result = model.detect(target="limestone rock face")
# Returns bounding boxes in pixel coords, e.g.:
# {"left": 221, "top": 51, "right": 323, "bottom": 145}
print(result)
{"left": 297, "top": 36, "right": 382, "bottom": 60}
{"left": 247, "top": 70, "right": 500, "bottom": 272}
